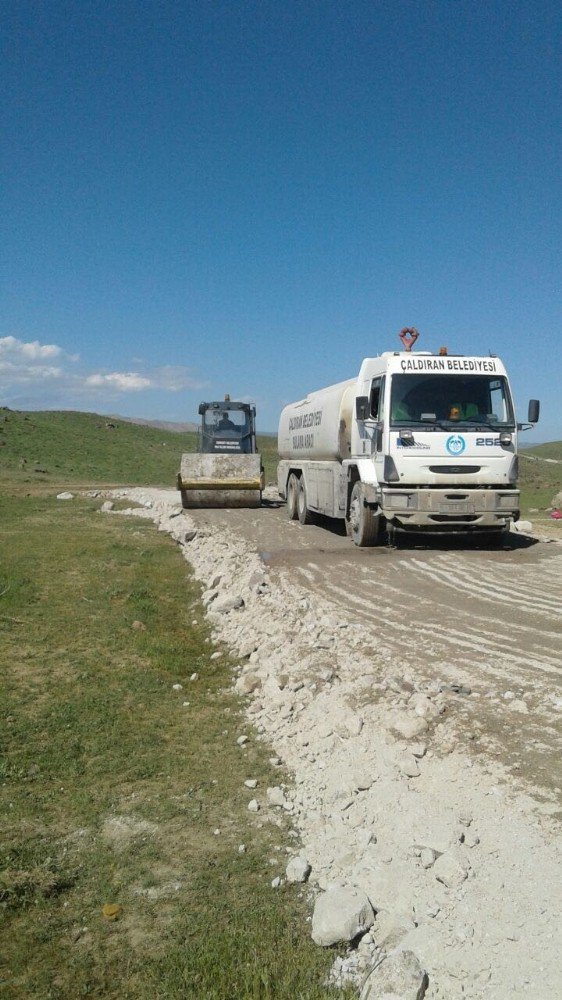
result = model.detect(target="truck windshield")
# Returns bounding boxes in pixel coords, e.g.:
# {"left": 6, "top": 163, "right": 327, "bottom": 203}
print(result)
{"left": 389, "top": 375, "right": 514, "bottom": 429}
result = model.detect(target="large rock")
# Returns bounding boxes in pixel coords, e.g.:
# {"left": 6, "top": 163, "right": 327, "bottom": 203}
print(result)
{"left": 311, "top": 887, "right": 374, "bottom": 946}
{"left": 361, "top": 949, "right": 428, "bottom": 999}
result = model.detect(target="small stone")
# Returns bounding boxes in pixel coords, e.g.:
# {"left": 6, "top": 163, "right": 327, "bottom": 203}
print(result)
{"left": 131, "top": 620, "right": 146, "bottom": 631}
{"left": 391, "top": 714, "right": 429, "bottom": 740}
{"left": 267, "top": 786, "right": 289, "bottom": 808}
{"left": 172, "top": 683, "right": 183, "bottom": 691}
{"left": 183, "top": 529, "right": 197, "bottom": 542}
{"left": 210, "top": 651, "right": 221, "bottom": 660}
{"left": 238, "top": 844, "right": 246, "bottom": 854}
{"left": 100, "top": 500, "right": 114, "bottom": 512}
{"left": 433, "top": 851, "right": 470, "bottom": 888}
{"left": 361, "top": 949, "right": 428, "bottom": 1000}
{"left": 213, "top": 594, "right": 245, "bottom": 614}
{"left": 400, "top": 756, "right": 420, "bottom": 778}
{"left": 244, "top": 779, "right": 257, "bottom": 789}
{"left": 410, "top": 693, "right": 441, "bottom": 719}
{"left": 247, "top": 799, "right": 260, "bottom": 812}
{"left": 269, "top": 757, "right": 281, "bottom": 766}
{"left": 311, "top": 887, "right": 374, "bottom": 946}
{"left": 56, "top": 491, "right": 74, "bottom": 500}
{"left": 236, "top": 735, "right": 248, "bottom": 746}
{"left": 420, "top": 848, "right": 436, "bottom": 869}
{"left": 190, "top": 673, "right": 198, "bottom": 681}
{"left": 508, "top": 699, "right": 529, "bottom": 714}
{"left": 411, "top": 743, "right": 427, "bottom": 758}
{"left": 271, "top": 876, "right": 281, "bottom": 888}
{"left": 213, "top": 828, "right": 220, "bottom": 835}
{"left": 464, "top": 832, "right": 480, "bottom": 848}
{"left": 235, "top": 672, "right": 261, "bottom": 695}
{"left": 286, "top": 857, "right": 311, "bottom": 883}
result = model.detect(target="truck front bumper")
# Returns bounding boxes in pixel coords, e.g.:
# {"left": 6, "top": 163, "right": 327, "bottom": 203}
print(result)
{"left": 380, "top": 487, "right": 519, "bottom": 533}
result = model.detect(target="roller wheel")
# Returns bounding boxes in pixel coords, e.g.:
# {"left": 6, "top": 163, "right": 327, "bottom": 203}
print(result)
{"left": 286, "top": 473, "right": 299, "bottom": 520}
{"left": 347, "top": 482, "right": 381, "bottom": 547}
{"left": 297, "top": 477, "right": 315, "bottom": 525}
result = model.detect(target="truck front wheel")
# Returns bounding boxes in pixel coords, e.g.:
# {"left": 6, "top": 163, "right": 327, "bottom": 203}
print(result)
{"left": 286, "top": 473, "right": 299, "bottom": 520}
{"left": 347, "top": 482, "right": 381, "bottom": 547}
{"left": 297, "top": 478, "right": 315, "bottom": 525}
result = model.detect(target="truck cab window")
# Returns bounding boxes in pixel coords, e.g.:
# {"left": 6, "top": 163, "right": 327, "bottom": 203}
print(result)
{"left": 370, "top": 377, "right": 385, "bottom": 420}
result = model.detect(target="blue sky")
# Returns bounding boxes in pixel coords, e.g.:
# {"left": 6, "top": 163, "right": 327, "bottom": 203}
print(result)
{"left": 2, "top": 0, "right": 561, "bottom": 440}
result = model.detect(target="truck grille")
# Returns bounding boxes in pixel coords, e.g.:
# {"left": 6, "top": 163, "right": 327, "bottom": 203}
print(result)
{"left": 429, "top": 465, "right": 481, "bottom": 474}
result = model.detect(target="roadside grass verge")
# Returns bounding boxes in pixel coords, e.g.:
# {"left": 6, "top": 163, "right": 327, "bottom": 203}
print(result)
{"left": 0, "top": 486, "right": 348, "bottom": 999}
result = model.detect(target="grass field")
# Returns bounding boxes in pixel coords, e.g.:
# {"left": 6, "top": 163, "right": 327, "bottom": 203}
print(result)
{"left": 0, "top": 482, "right": 352, "bottom": 999}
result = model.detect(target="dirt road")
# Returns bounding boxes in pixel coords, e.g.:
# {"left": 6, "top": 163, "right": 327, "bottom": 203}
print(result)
{"left": 109, "top": 486, "right": 562, "bottom": 999}
{"left": 193, "top": 498, "right": 562, "bottom": 804}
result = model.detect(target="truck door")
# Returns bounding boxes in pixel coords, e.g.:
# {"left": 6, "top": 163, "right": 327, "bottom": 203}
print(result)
{"left": 370, "top": 377, "right": 386, "bottom": 481}
{"left": 369, "top": 377, "right": 385, "bottom": 449}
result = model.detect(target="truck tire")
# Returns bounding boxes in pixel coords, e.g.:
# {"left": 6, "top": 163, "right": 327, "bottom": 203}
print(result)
{"left": 297, "top": 477, "right": 315, "bottom": 525}
{"left": 286, "top": 473, "right": 299, "bottom": 520}
{"left": 347, "top": 482, "right": 381, "bottom": 547}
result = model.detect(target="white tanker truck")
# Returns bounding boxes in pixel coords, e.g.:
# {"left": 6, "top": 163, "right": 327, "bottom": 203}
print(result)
{"left": 277, "top": 328, "right": 540, "bottom": 546}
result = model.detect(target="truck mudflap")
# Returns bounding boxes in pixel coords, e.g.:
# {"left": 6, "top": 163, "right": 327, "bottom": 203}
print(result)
{"left": 380, "top": 487, "right": 519, "bottom": 532}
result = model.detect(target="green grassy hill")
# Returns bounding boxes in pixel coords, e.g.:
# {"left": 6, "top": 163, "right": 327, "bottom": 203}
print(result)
{"left": 520, "top": 440, "right": 562, "bottom": 461}
{"left": 0, "top": 408, "right": 278, "bottom": 487}
{"left": 1, "top": 408, "right": 558, "bottom": 507}
{"left": 519, "top": 440, "right": 562, "bottom": 513}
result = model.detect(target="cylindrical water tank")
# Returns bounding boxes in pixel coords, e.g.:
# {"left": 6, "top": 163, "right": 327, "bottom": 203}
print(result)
{"left": 278, "top": 379, "right": 356, "bottom": 462}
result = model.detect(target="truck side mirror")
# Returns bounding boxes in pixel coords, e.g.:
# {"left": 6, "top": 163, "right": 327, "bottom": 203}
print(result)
{"left": 198, "top": 403, "right": 205, "bottom": 416}
{"left": 356, "top": 396, "right": 370, "bottom": 421}
{"left": 528, "top": 399, "right": 540, "bottom": 424}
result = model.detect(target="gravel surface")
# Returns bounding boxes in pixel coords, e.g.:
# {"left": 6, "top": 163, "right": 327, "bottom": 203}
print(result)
{"left": 104, "top": 486, "right": 562, "bottom": 1000}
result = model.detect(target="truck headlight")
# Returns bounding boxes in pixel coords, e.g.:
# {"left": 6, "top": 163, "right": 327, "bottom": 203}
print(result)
{"left": 386, "top": 493, "right": 418, "bottom": 510}
{"left": 497, "top": 493, "right": 517, "bottom": 509}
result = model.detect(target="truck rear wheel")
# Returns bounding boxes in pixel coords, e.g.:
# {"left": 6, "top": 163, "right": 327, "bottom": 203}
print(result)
{"left": 297, "top": 478, "right": 315, "bottom": 525}
{"left": 286, "top": 473, "right": 299, "bottom": 520}
{"left": 347, "top": 482, "right": 381, "bottom": 547}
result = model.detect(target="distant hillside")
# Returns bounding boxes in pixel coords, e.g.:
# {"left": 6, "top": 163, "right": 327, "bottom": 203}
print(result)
{"left": 520, "top": 441, "right": 562, "bottom": 461}
{"left": 0, "top": 408, "right": 277, "bottom": 486}
{"left": 109, "top": 414, "right": 198, "bottom": 433}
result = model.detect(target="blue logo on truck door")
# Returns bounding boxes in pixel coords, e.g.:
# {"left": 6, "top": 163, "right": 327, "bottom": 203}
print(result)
{"left": 445, "top": 434, "right": 466, "bottom": 455}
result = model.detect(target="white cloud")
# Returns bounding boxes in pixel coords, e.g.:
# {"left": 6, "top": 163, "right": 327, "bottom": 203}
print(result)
{"left": 85, "top": 372, "right": 152, "bottom": 391}
{"left": 0, "top": 332, "right": 204, "bottom": 408}
{"left": 0, "top": 335, "right": 66, "bottom": 361}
